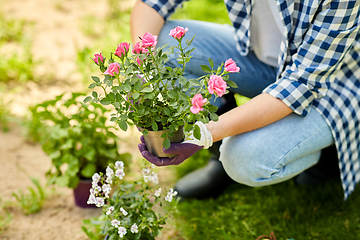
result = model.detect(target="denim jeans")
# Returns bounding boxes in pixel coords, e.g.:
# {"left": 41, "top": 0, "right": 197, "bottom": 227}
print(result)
{"left": 157, "top": 20, "right": 335, "bottom": 186}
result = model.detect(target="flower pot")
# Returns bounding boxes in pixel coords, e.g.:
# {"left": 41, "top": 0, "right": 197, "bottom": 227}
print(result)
{"left": 73, "top": 179, "right": 98, "bottom": 208}
{"left": 142, "top": 126, "right": 184, "bottom": 158}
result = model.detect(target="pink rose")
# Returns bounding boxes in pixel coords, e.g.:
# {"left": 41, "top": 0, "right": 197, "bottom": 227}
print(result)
{"left": 141, "top": 33, "right": 158, "bottom": 48}
{"left": 224, "top": 58, "right": 240, "bottom": 73}
{"left": 103, "top": 62, "right": 120, "bottom": 76}
{"left": 136, "top": 58, "right": 143, "bottom": 66}
{"left": 92, "top": 53, "right": 104, "bottom": 65}
{"left": 190, "top": 94, "right": 207, "bottom": 114}
{"left": 169, "top": 26, "right": 189, "bottom": 40}
{"left": 208, "top": 75, "right": 227, "bottom": 97}
{"left": 115, "top": 42, "right": 130, "bottom": 58}
{"left": 132, "top": 42, "right": 148, "bottom": 54}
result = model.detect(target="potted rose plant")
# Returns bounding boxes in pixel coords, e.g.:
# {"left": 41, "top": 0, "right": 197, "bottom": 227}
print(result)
{"left": 83, "top": 160, "right": 178, "bottom": 239}
{"left": 28, "top": 92, "right": 131, "bottom": 207}
{"left": 84, "top": 26, "right": 239, "bottom": 157}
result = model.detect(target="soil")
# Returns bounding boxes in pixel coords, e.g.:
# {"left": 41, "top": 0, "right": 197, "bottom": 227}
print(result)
{"left": 0, "top": 0, "right": 179, "bottom": 239}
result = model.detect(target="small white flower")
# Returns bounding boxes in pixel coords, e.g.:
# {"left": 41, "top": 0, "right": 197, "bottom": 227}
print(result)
{"left": 165, "top": 188, "right": 178, "bottom": 202}
{"left": 111, "top": 219, "right": 120, "bottom": 228}
{"left": 131, "top": 223, "right": 138, "bottom": 234}
{"left": 95, "top": 197, "right": 105, "bottom": 207}
{"left": 105, "top": 176, "right": 113, "bottom": 184}
{"left": 115, "top": 161, "right": 124, "bottom": 169}
{"left": 154, "top": 188, "right": 161, "bottom": 197}
{"left": 106, "top": 206, "right": 114, "bottom": 215}
{"left": 106, "top": 166, "right": 114, "bottom": 177}
{"left": 149, "top": 172, "right": 159, "bottom": 184}
{"left": 115, "top": 168, "right": 125, "bottom": 179}
{"left": 87, "top": 194, "right": 96, "bottom": 205}
{"left": 142, "top": 168, "right": 150, "bottom": 175}
{"left": 120, "top": 207, "right": 128, "bottom": 216}
{"left": 92, "top": 173, "right": 100, "bottom": 185}
{"left": 118, "top": 226, "right": 127, "bottom": 238}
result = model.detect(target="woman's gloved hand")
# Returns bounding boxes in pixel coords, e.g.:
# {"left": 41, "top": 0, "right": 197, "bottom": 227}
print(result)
{"left": 138, "top": 121, "right": 213, "bottom": 166}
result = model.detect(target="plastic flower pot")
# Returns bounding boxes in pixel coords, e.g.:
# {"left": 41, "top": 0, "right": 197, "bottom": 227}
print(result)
{"left": 73, "top": 179, "right": 98, "bottom": 208}
{"left": 141, "top": 126, "right": 184, "bottom": 158}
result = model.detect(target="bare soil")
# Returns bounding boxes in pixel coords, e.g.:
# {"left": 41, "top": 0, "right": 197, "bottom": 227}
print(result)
{"left": 0, "top": 0, "right": 179, "bottom": 239}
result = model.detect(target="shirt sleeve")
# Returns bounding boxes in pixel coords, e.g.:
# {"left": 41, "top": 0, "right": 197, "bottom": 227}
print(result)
{"left": 142, "top": 0, "right": 187, "bottom": 20}
{"left": 263, "top": 0, "right": 360, "bottom": 117}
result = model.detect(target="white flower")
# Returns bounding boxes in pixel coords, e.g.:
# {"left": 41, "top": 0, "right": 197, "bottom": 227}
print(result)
{"left": 115, "top": 168, "right": 125, "bottom": 179}
{"left": 165, "top": 188, "right": 178, "bottom": 202}
{"left": 115, "top": 161, "right": 124, "bottom": 169}
{"left": 120, "top": 207, "right": 128, "bottom": 216}
{"left": 111, "top": 219, "right": 120, "bottom": 228}
{"left": 154, "top": 188, "right": 161, "bottom": 197}
{"left": 95, "top": 197, "right": 105, "bottom": 207}
{"left": 87, "top": 194, "right": 96, "bottom": 205}
{"left": 142, "top": 168, "right": 150, "bottom": 175}
{"left": 149, "top": 172, "right": 159, "bottom": 184}
{"left": 118, "top": 226, "right": 127, "bottom": 238}
{"left": 92, "top": 173, "right": 100, "bottom": 185}
{"left": 131, "top": 223, "right": 139, "bottom": 234}
{"left": 102, "top": 184, "right": 111, "bottom": 198}
{"left": 106, "top": 166, "right": 114, "bottom": 177}
{"left": 106, "top": 206, "right": 114, "bottom": 215}
{"left": 105, "top": 176, "right": 113, "bottom": 184}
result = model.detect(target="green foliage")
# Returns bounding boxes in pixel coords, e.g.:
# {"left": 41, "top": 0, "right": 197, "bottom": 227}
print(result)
{"left": 175, "top": 179, "right": 360, "bottom": 240}
{"left": 0, "top": 13, "right": 37, "bottom": 84}
{"left": 0, "top": 94, "right": 11, "bottom": 132}
{"left": 27, "top": 92, "right": 132, "bottom": 189}
{"left": 172, "top": 0, "right": 231, "bottom": 24}
{"left": 83, "top": 161, "right": 179, "bottom": 239}
{"left": 0, "top": 199, "right": 12, "bottom": 235}
{"left": 12, "top": 178, "right": 47, "bottom": 215}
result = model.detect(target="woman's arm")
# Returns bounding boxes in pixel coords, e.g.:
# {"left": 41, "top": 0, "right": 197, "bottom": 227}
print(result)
{"left": 206, "top": 93, "right": 293, "bottom": 142}
{"left": 130, "top": 0, "right": 165, "bottom": 44}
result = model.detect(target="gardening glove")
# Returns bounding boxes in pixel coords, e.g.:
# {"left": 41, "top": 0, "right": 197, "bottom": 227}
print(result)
{"left": 138, "top": 121, "right": 213, "bottom": 166}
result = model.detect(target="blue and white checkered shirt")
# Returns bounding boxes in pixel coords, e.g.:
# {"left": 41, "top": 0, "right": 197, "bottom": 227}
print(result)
{"left": 143, "top": 0, "right": 360, "bottom": 200}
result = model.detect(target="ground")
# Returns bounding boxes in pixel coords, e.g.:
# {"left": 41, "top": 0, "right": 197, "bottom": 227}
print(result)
{"left": 0, "top": 0, "right": 178, "bottom": 239}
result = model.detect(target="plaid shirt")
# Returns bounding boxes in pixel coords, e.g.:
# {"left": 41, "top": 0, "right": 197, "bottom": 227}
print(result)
{"left": 142, "top": 0, "right": 360, "bottom": 200}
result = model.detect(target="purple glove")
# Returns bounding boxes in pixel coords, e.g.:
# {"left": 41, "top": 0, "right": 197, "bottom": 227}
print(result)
{"left": 138, "top": 135, "right": 203, "bottom": 166}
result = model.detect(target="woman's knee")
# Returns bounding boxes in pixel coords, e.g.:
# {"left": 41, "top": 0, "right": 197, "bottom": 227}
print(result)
{"left": 219, "top": 136, "right": 280, "bottom": 187}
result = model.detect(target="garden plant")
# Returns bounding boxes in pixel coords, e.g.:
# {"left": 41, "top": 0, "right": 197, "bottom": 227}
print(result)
{"left": 84, "top": 160, "right": 179, "bottom": 239}
{"left": 28, "top": 92, "right": 131, "bottom": 189}
{"left": 84, "top": 26, "right": 239, "bottom": 153}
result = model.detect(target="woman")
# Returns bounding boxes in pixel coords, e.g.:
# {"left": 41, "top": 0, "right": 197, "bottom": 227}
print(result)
{"left": 132, "top": 0, "right": 360, "bottom": 200}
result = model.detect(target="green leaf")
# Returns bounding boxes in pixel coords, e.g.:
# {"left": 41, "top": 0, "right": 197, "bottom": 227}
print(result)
{"left": 167, "top": 90, "right": 177, "bottom": 99}
{"left": 227, "top": 80, "right": 238, "bottom": 88}
{"left": 209, "top": 58, "right": 214, "bottom": 69}
{"left": 141, "top": 87, "right": 153, "bottom": 93}
{"left": 194, "top": 124, "right": 201, "bottom": 140}
{"left": 91, "top": 76, "right": 100, "bottom": 83}
{"left": 178, "top": 76, "right": 187, "bottom": 85}
{"left": 189, "top": 79, "right": 201, "bottom": 87}
{"left": 132, "top": 92, "right": 140, "bottom": 99}
{"left": 118, "top": 120, "right": 128, "bottom": 131}
{"left": 151, "top": 120, "right": 158, "bottom": 131}
{"left": 55, "top": 175, "right": 70, "bottom": 187}
{"left": 164, "top": 108, "right": 170, "bottom": 116}
{"left": 210, "top": 112, "right": 219, "bottom": 121}
{"left": 80, "top": 164, "right": 97, "bottom": 178}
{"left": 163, "top": 138, "right": 170, "bottom": 149}
{"left": 92, "top": 91, "right": 98, "bottom": 98}
{"left": 100, "top": 98, "right": 111, "bottom": 105}
{"left": 83, "top": 96, "right": 92, "bottom": 103}
{"left": 201, "top": 65, "right": 212, "bottom": 73}
{"left": 48, "top": 151, "right": 61, "bottom": 160}
{"left": 88, "top": 83, "right": 97, "bottom": 89}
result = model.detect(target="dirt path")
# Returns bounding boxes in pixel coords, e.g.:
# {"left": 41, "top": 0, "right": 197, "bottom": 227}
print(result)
{"left": 0, "top": 0, "right": 179, "bottom": 239}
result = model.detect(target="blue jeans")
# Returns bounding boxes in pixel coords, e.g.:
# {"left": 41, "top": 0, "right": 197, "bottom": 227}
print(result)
{"left": 158, "top": 20, "right": 335, "bottom": 186}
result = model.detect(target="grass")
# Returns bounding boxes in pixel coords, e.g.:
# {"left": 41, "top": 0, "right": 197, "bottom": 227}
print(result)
{"left": 173, "top": 167, "right": 360, "bottom": 239}
{"left": 12, "top": 177, "right": 47, "bottom": 215}
{"left": 0, "top": 13, "right": 37, "bottom": 84}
